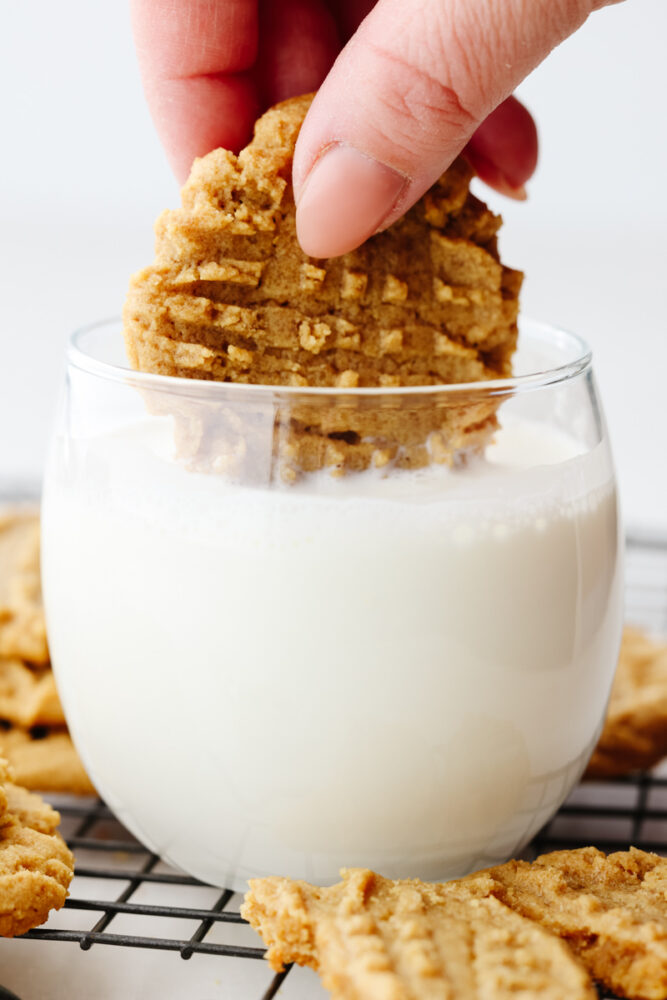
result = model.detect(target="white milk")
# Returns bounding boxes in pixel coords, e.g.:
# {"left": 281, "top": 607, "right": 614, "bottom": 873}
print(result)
{"left": 41, "top": 416, "right": 622, "bottom": 890}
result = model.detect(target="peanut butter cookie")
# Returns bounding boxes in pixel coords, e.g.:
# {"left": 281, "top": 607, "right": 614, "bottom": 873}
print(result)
{"left": 124, "top": 95, "right": 522, "bottom": 477}
{"left": 243, "top": 866, "right": 594, "bottom": 1000}
{"left": 0, "top": 725, "right": 95, "bottom": 797}
{"left": 244, "top": 848, "right": 667, "bottom": 1000}
{"left": 0, "top": 510, "right": 48, "bottom": 666}
{"left": 0, "top": 757, "right": 74, "bottom": 936}
{"left": 479, "top": 846, "right": 667, "bottom": 1000}
{"left": 586, "top": 626, "right": 667, "bottom": 778}
{"left": 0, "top": 658, "right": 65, "bottom": 729}
{"left": 0, "top": 511, "right": 94, "bottom": 795}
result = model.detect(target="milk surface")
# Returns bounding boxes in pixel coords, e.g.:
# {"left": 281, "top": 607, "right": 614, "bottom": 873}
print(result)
{"left": 41, "top": 415, "right": 622, "bottom": 889}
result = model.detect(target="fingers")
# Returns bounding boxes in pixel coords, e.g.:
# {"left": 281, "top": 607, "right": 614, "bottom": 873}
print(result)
{"left": 131, "top": 0, "right": 260, "bottom": 181}
{"left": 464, "top": 96, "right": 538, "bottom": 201}
{"left": 256, "top": 0, "right": 341, "bottom": 107}
{"left": 294, "top": 0, "right": 600, "bottom": 257}
{"left": 132, "top": 0, "right": 345, "bottom": 182}
{"left": 146, "top": 74, "right": 260, "bottom": 182}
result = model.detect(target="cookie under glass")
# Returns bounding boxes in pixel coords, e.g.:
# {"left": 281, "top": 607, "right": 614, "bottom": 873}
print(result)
{"left": 41, "top": 319, "right": 622, "bottom": 891}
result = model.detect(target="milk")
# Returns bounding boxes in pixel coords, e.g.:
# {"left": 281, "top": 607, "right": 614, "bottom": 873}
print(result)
{"left": 41, "top": 415, "right": 622, "bottom": 890}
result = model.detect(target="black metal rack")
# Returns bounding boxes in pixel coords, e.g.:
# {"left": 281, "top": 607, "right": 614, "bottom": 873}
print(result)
{"left": 19, "top": 534, "right": 667, "bottom": 1000}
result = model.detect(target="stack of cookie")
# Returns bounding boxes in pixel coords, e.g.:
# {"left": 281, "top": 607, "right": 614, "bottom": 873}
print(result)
{"left": 124, "top": 94, "right": 522, "bottom": 478}
{"left": 0, "top": 510, "right": 94, "bottom": 795}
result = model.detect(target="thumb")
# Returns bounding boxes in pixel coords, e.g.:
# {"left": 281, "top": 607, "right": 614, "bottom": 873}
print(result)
{"left": 294, "top": 0, "right": 607, "bottom": 258}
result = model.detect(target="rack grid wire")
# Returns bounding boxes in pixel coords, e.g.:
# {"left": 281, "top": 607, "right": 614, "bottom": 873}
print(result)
{"left": 18, "top": 533, "right": 667, "bottom": 1000}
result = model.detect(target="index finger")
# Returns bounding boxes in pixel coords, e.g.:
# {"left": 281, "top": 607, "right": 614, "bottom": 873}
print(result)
{"left": 131, "top": 0, "right": 260, "bottom": 181}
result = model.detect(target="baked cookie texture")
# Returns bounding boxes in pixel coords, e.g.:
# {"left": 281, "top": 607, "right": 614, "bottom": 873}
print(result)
{"left": 0, "top": 659, "right": 64, "bottom": 729}
{"left": 0, "top": 756, "right": 74, "bottom": 936}
{"left": 242, "top": 866, "right": 595, "bottom": 1000}
{"left": 476, "top": 846, "right": 667, "bottom": 1000}
{"left": 0, "top": 509, "right": 49, "bottom": 666}
{"left": 123, "top": 94, "right": 522, "bottom": 477}
{"left": 585, "top": 626, "right": 667, "bottom": 779}
{"left": 0, "top": 511, "right": 95, "bottom": 796}
{"left": 0, "top": 726, "right": 95, "bottom": 797}
{"left": 243, "top": 848, "right": 667, "bottom": 1000}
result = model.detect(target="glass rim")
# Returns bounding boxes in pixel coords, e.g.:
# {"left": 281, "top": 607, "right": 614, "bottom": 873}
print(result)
{"left": 67, "top": 317, "right": 593, "bottom": 400}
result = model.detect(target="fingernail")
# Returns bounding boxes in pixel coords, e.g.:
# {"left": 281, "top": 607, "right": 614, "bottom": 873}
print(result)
{"left": 493, "top": 177, "right": 528, "bottom": 201}
{"left": 296, "top": 143, "right": 409, "bottom": 258}
{"left": 463, "top": 150, "right": 528, "bottom": 202}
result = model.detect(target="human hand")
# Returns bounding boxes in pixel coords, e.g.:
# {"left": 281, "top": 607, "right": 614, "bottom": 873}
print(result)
{"left": 131, "top": 0, "right": 620, "bottom": 258}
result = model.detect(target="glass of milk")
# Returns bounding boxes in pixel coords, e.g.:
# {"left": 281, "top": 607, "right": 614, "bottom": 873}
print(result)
{"left": 41, "top": 319, "right": 622, "bottom": 891}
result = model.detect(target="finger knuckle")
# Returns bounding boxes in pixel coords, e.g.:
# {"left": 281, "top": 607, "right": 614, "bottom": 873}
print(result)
{"left": 365, "top": 39, "right": 477, "bottom": 153}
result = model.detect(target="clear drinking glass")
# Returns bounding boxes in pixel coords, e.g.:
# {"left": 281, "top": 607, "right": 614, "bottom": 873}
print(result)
{"left": 41, "top": 318, "right": 622, "bottom": 891}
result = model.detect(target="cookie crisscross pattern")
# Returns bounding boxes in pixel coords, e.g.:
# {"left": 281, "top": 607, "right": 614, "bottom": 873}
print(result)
{"left": 242, "top": 867, "right": 596, "bottom": 999}
{"left": 123, "top": 95, "right": 522, "bottom": 476}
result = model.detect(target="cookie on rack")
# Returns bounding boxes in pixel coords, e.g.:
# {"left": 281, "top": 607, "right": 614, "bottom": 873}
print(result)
{"left": 585, "top": 626, "right": 667, "bottom": 778}
{"left": 0, "top": 756, "right": 74, "bottom": 936}
{"left": 477, "top": 846, "right": 667, "bottom": 1000}
{"left": 242, "top": 866, "right": 595, "bottom": 1000}
{"left": 0, "top": 510, "right": 49, "bottom": 666}
{"left": 124, "top": 94, "right": 522, "bottom": 477}
{"left": 0, "top": 658, "right": 65, "bottom": 729}
{"left": 245, "top": 847, "right": 667, "bottom": 1000}
{"left": 0, "top": 509, "right": 94, "bottom": 795}
{"left": 0, "top": 725, "right": 95, "bottom": 797}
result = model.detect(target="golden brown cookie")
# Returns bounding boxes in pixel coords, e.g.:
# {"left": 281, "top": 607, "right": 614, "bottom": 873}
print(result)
{"left": 242, "top": 867, "right": 595, "bottom": 1000}
{"left": 0, "top": 725, "right": 95, "bottom": 796}
{"left": 0, "top": 509, "right": 94, "bottom": 795}
{"left": 124, "top": 94, "right": 522, "bottom": 477}
{"left": 477, "top": 846, "right": 667, "bottom": 1000}
{"left": 0, "top": 757, "right": 74, "bottom": 936}
{"left": 245, "top": 850, "right": 667, "bottom": 1000}
{"left": 0, "top": 658, "right": 65, "bottom": 728}
{"left": 585, "top": 626, "right": 667, "bottom": 778}
{"left": 0, "top": 511, "right": 49, "bottom": 666}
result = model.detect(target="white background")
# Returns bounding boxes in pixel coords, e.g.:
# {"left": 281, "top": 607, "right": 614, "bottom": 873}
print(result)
{"left": 1, "top": 0, "right": 666, "bottom": 530}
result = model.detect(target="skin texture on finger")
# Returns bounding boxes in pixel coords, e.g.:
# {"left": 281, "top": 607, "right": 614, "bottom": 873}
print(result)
{"left": 326, "top": 3, "right": 538, "bottom": 201}
{"left": 131, "top": 0, "right": 259, "bottom": 77}
{"left": 131, "top": 0, "right": 260, "bottom": 180}
{"left": 294, "top": 0, "right": 606, "bottom": 255}
{"left": 151, "top": 73, "right": 260, "bottom": 181}
{"left": 257, "top": 0, "right": 341, "bottom": 107}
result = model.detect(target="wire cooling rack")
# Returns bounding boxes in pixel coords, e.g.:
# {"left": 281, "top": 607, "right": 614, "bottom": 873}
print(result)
{"left": 16, "top": 533, "right": 667, "bottom": 1000}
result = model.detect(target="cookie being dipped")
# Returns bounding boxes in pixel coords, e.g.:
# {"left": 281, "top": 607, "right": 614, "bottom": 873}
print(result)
{"left": 124, "top": 94, "right": 522, "bottom": 477}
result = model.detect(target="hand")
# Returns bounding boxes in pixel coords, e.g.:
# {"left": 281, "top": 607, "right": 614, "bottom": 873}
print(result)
{"left": 131, "top": 0, "right": 620, "bottom": 258}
